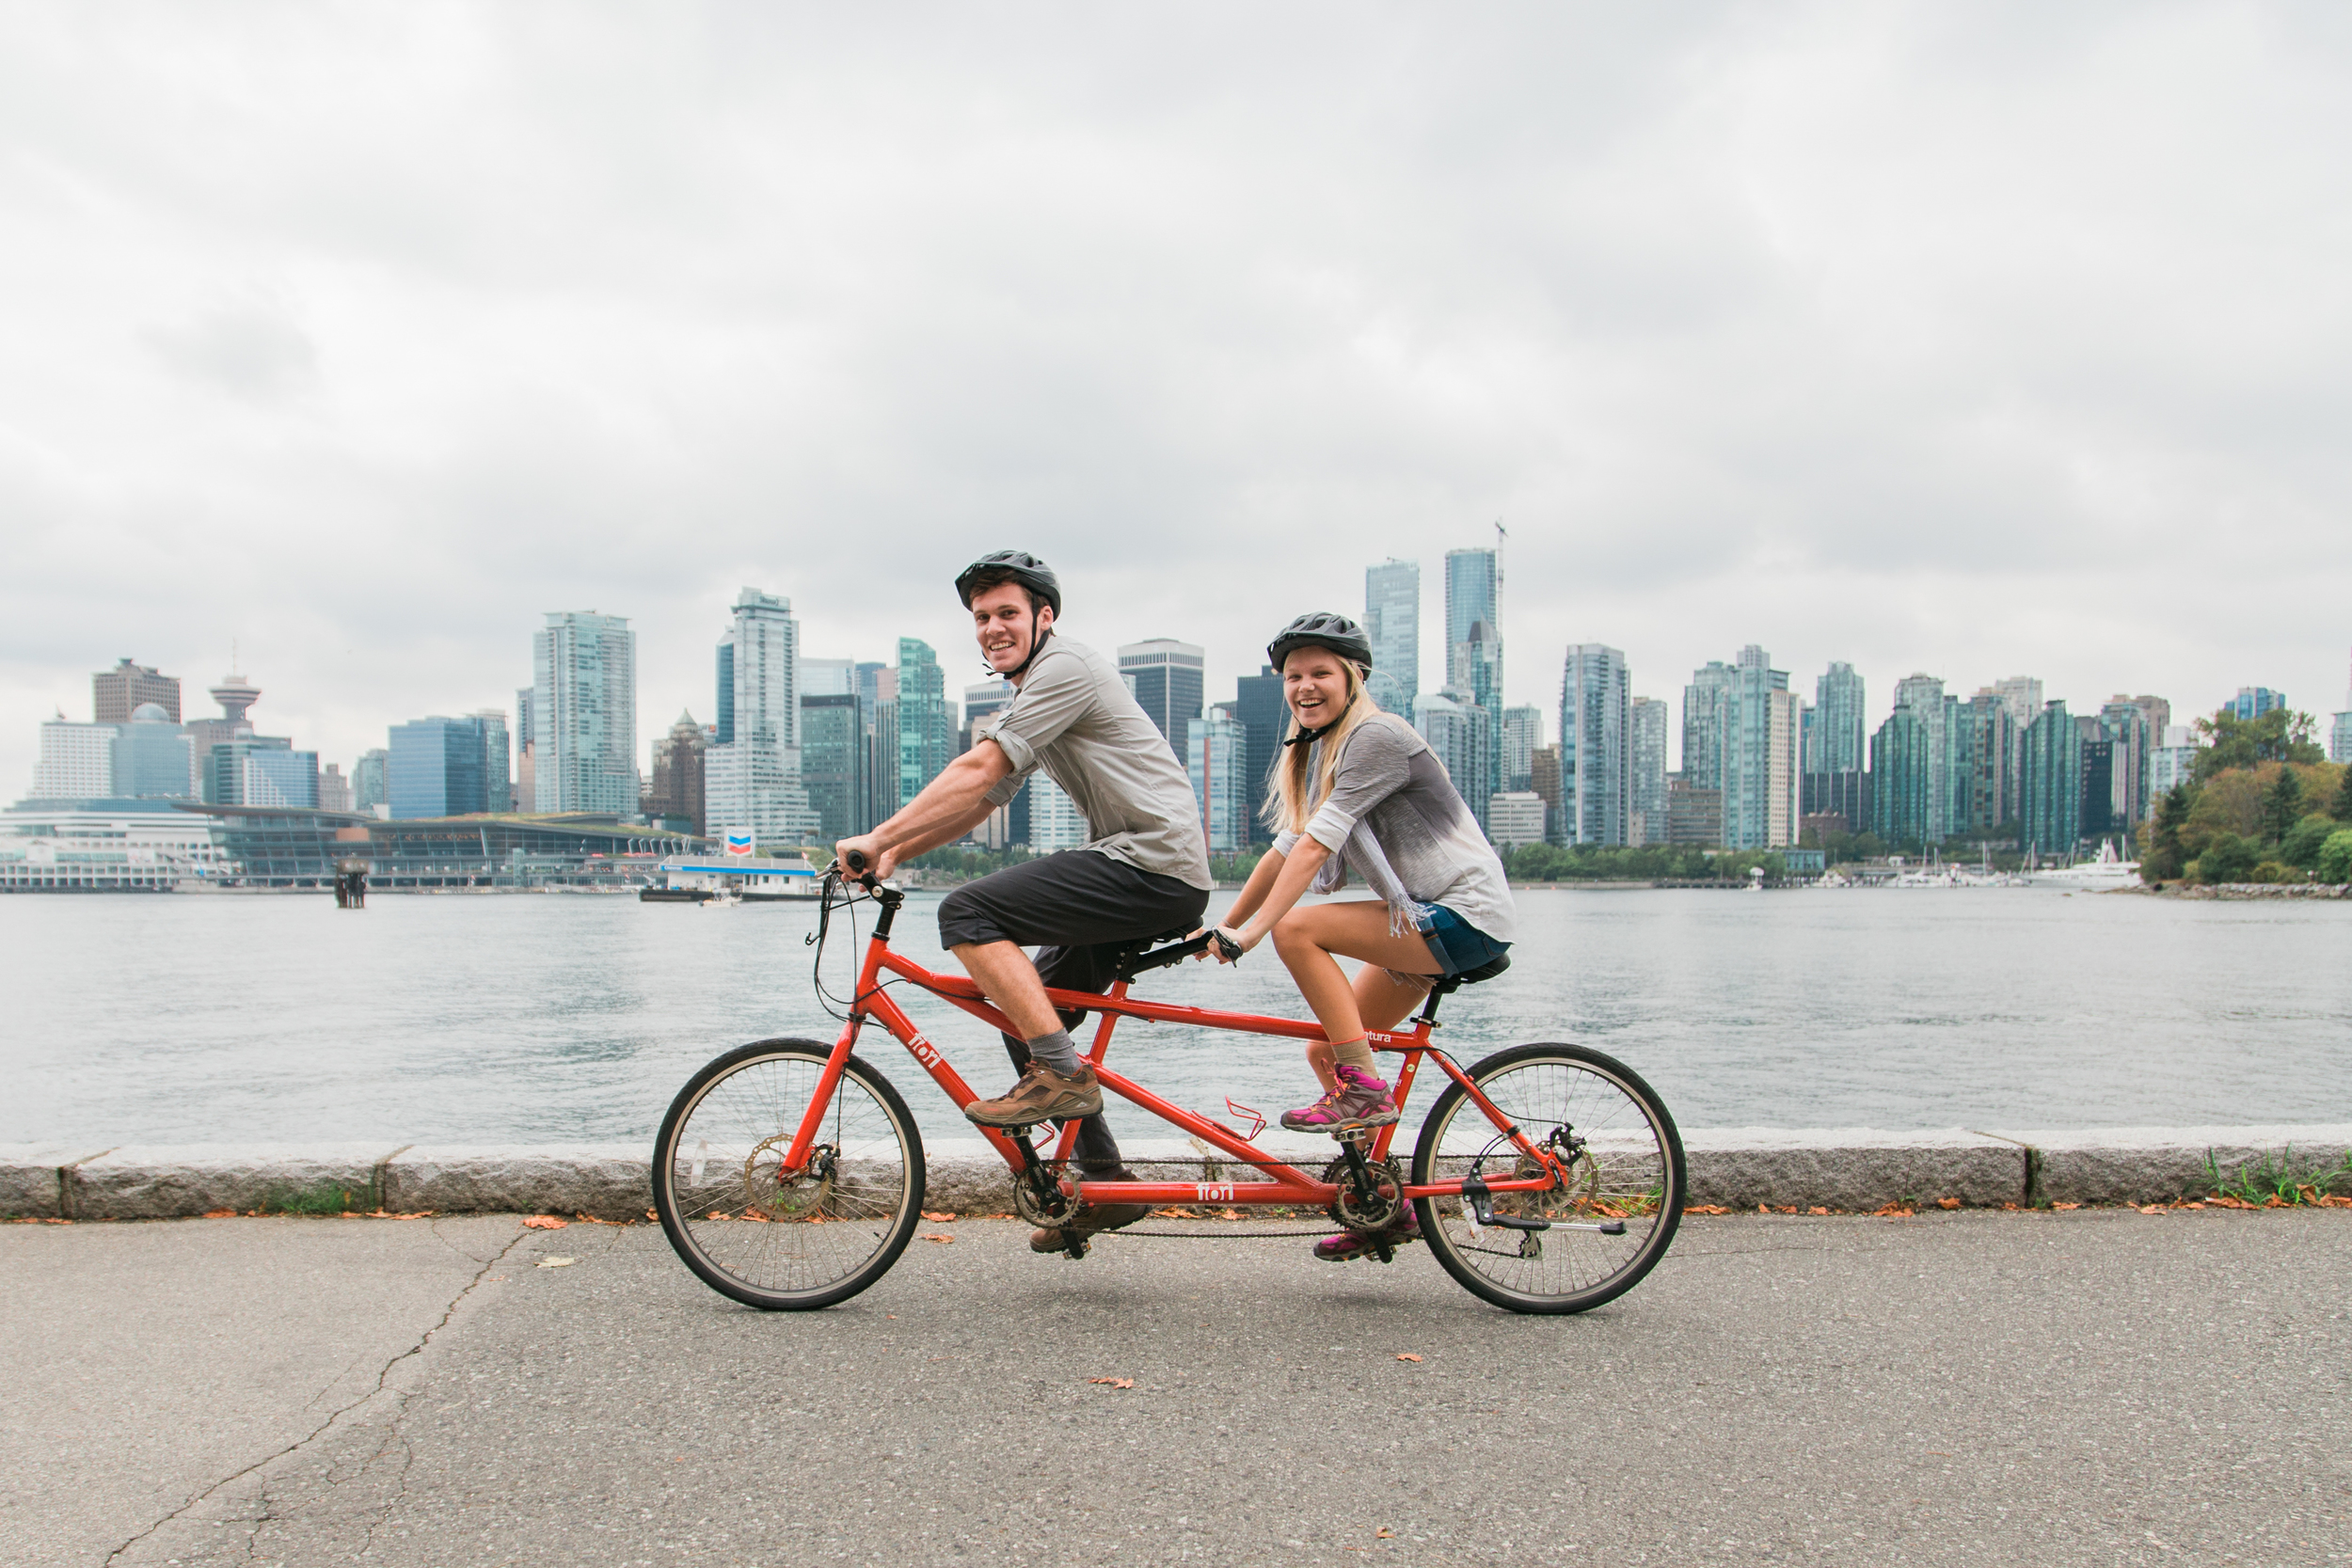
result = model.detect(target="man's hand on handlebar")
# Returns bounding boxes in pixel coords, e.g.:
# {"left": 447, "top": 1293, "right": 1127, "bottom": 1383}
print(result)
{"left": 833, "top": 834, "right": 895, "bottom": 882}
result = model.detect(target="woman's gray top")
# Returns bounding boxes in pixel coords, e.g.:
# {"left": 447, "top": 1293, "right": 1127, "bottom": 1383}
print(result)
{"left": 1271, "top": 713, "right": 1517, "bottom": 942}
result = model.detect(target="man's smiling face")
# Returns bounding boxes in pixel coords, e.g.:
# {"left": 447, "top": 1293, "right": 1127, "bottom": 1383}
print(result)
{"left": 971, "top": 581, "right": 1049, "bottom": 675}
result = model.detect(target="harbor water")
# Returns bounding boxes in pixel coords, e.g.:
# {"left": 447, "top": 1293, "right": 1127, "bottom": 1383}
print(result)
{"left": 5, "top": 886, "right": 2346, "bottom": 1149}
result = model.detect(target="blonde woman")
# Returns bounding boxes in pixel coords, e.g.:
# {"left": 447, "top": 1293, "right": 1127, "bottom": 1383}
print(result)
{"left": 1200, "top": 614, "right": 1515, "bottom": 1257}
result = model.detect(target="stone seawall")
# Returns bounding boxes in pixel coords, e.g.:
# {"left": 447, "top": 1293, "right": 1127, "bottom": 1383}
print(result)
{"left": 7, "top": 1126, "right": 2346, "bottom": 1221}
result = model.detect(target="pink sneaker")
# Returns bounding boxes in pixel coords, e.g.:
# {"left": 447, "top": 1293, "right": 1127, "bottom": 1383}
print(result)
{"left": 1279, "top": 1064, "right": 1400, "bottom": 1134}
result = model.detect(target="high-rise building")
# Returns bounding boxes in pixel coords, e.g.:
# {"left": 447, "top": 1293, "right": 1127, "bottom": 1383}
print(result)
{"left": 705, "top": 592, "right": 816, "bottom": 842}
{"left": 2332, "top": 651, "right": 2352, "bottom": 765}
{"left": 1414, "top": 689, "right": 1491, "bottom": 828}
{"left": 1559, "top": 645, "right": 1629, "bottom": 847}
{"left": 1529, "top": 744, "right": 1563, "bottom": 846}
{"left": 475, "top": 710, "right": 511, "bottom": 814}
{"left": 1891, "top": 673, "right": 1950, "bottom": 843}
{"left": 793, "top": 695, "right": 858, "bottom": 842}
{"left": 2021, "top": 701, "right": 2083, "bottom": 857}
{"left": 513, "top": 688, "right": 534, "bottom": 812}
{"left": 863, "top": 695, "right": 899, "bottom": 831}
{"left": 1443, "top": 548, "right": 1503, "bottom": 801}
{"left": 896, "top": 638, "right": 951, "bottom": 810}
{"left": 1501, "top": 706, "right": 1542, "bottom": 794}
{"left": 388, "top": 716, "right": 497, "bottom": 818}
{"left": 532, "top": 611, "right": 638, "bottom": 816}
{"left": 1871, "top": 709, "right": 1931, "bottom": 846}
{"left": 354, "top": 750, "right": 389, "bottom": 815}
{"left": 1990, "top": 676, "right": 2043, "bottom": 733}
{"left": 958, "top": 678, "right": 1021, "bottom": 846}
{"left": 1232, "top": 666, "right": 1285, "bottom": 845}
{"left": 184, "top": 670, "right": 262, "bottom": 798}
{"left": 211, "top": 738, "right": 317, "bottom": 809}
{"left": 645, "top": 711, "right": 708, "bottom": 833}
{"left": 799, "top": 657, "right": 853, "bottom": 698}
{"left": 1363, "top": 560, "right": 1420, "bottom": 716}
{"left": 1722, "top": 646, "right": 1801, "bottom": 850}
{"left": 1803, "top": 662, "right": 1869, "bottom": 834}
{"left": 93, "top": 658, "right": 180, "bottom": 724}
{"left": 2151, "top": 724, "right": 2201, "bottom": 797}
{"left": 317, "top": 763, "right": 353, "bottom": 814}
{"left": 1027, "top": 773, "right": 1088, "bottom": 850}
{"left": 1666, "top": 778, "right": 1724, "bottom": 847}
{"left": 1186, "top": 714, "right": 1250, "bottom": 853}
{"left": 1954, "top": 693, "right": 2017, "bottom": 833}
{"left": 1486, "top": 792, "right": 1547, "bottom": 849}
{"left": 1443, "top": 548, "right": 1498, "bottom": 648}
{"left": 1681, "top": 661, "right": 1736, "bottom": 793}
{"left": 2227, "top": 687, "right": 2286, "bottom": 721}
{"left": 1629, "top": 697, "right": 1670, "bottom": 847}
{"left": 2098, "top": 697, "right": 2156, "bottom": 826}
{"left": 32, "top": 720, "right": 116, "bottom": 799}
{"left": 1118, "top": 640, "right": 1204, "bottom": 753}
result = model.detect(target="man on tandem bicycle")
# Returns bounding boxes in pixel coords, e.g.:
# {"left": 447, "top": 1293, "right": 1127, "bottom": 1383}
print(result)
{"left": 833, "top": 550, "right": 1213, "bottom": 1253}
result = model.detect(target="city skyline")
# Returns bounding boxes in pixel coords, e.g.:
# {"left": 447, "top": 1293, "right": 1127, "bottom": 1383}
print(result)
{"left": 8, "top": 9, "right": 2352, "bottom": 799}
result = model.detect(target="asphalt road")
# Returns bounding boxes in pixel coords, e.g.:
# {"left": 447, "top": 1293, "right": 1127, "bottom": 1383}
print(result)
{"left": 6, "top": 1207, "right": 2346, "bottom": 1568}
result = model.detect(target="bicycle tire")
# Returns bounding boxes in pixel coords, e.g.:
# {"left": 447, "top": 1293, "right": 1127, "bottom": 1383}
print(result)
{"left": 654, "top": 1038, "right": 926, "bottom": 1310}
{"left": 1411, "top": 1041, "right": 1684, "bottom": 1315}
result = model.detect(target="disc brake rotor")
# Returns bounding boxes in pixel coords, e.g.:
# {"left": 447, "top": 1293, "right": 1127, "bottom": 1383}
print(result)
{"left": 741, "top": 1135, "right": 834, "bottom": 1221}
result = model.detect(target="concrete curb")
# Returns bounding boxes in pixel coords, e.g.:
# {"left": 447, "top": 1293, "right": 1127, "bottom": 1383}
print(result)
{"left": 5, "top": 1126, "right": 2347, "bottom": 1222}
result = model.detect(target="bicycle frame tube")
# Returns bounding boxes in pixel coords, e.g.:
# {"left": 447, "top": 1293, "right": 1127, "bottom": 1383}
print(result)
{"left": 793, "top": 918, "right": 1559, "bottom": 1201}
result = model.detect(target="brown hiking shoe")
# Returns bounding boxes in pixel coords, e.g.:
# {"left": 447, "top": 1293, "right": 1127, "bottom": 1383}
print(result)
{"left": 1030, "top": 1166, "right": 1149, "bottom": 1252}
{"left": 963, "top": 1062, "right": 1104, "bottom": 1128}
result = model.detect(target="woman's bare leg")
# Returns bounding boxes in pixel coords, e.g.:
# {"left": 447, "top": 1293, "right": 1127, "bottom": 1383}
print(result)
{"left": 1269, "top": 901, "right": 1444, "bottom": 1086}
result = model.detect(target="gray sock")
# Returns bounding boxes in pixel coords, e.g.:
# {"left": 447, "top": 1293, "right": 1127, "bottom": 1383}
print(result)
{"left": 1025, "top": 1028, "right": 1081, "bottom": 1075}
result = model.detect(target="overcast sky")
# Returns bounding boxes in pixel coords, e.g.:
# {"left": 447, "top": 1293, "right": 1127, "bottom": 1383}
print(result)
{"left": 7, "top": 1, "right": 2351, "bottom": 791}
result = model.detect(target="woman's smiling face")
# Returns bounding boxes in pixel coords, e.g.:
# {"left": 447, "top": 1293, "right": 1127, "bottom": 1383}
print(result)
{"left": 1282, "top": 646, "right": 1353, "bottom": 727}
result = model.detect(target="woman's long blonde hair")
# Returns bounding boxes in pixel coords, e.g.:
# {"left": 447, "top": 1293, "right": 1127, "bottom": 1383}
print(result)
{"left": 1264, "top": 652, "right": 1388, "bottom": 836}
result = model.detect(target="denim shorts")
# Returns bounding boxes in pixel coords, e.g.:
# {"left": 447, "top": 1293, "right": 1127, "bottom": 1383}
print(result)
{"left": 1414, "top": 903, "right": 1511, "bottom": 976}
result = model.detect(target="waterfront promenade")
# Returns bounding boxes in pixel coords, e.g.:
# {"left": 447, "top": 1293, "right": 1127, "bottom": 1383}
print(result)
{"left": 9, "top": 1209, "right": 2345, "bottom": 1567}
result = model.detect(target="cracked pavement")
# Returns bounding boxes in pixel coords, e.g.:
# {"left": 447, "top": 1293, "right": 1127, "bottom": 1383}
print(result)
{"left": 4, "top": 1208, "right": 2346, "bottom": 1566}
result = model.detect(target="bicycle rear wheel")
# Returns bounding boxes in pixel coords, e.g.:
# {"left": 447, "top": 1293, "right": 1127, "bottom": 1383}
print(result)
{"left": 654, "top": 1038, "right": 925, "bottom": 1310}
{"left": 1412, "top": 1042, "right": 1684, "bottom": 1315}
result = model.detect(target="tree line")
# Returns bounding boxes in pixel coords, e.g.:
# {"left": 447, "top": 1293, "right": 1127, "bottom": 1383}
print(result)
{"left": 2139, "top": 708, "right": 2352, "bottom": 885}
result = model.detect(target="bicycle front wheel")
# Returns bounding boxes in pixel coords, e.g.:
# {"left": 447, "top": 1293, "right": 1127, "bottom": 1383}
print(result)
{"left": 654, "top": 1038, "right": 925, "bottom": 1310}
{"left": 1412, "top": 1042, "right": 1684, "bottom": 1315}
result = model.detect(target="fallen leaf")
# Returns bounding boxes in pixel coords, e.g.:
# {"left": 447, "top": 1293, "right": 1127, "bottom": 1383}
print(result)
{"left": 1776, "top": 1205, "right": 1798, "bottom": 1214}
{"left": 1376, "top": 1528, "right": 1396, "bottom": 1539}
{"left": 2320, "top": 1195, "right": 2352, "bottom": 1209}
{"left": 2137, "top": 1205, "right": 2167, "bottom": 1215}
{"left": 1873, "top": 1203, "right": 1915, "bottom": 1217}
{"left": 1395, "top": 1354, "right": 1422, "bottom": 1363}
{"left": 1088, "top": 1376, "right": 1136, "bottom": 1389}
{"left": 2052, "top": 1202, "right": 2081, "bottom": 1212}
{"left": 536, "top": 1256, "right": 575, "bottom": 1269}
{"left": 1152, "top": 1207, "right": 1200, "bottom": 1219}
{"left": 1807, "top": 1206, "right": 1831, "bottom": 1216}
{"left": 202, "top": 1209, "right": 237, "bottom": 1220}
{"left": 1684, "top": 1205, "right": 1729, "bottom": 1215}
{"left": 1218, "top": 1208, "right": 1242, "bottom": 1221}
{"left": 645, "top": 1208, "right": 658, "bottom": 1221}
{"left": 1935, "top": 1197, "right": 1962, "bottom": 1211}
{"left": 921, "top": 1233, "right": 955, "bottom": 1244}
{"left": 921, "top": 1211, "right": 957, "bottom": 1223}
{"left": 521, "top": 1215, "right": 567, "bottom": 1230}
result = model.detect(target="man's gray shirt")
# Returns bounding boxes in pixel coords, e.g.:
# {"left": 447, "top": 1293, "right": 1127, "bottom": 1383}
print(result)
{"left": 976, "top": 635, "right": 1214, "bottom": 891}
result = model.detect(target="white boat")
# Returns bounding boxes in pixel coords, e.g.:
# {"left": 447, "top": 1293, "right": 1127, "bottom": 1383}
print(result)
{"left": 2025, "top": 839, "right": 2140, "bottom": 891}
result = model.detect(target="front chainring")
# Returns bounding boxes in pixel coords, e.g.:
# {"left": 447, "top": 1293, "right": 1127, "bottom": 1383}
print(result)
{"left": 1321, "top": 1154, "right": 1406, "bottom": 1233}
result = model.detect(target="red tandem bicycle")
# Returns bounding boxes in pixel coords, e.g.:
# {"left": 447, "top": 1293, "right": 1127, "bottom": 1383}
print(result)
{"left": 653, "top": 865, "right": 1685, "bottom": 1314}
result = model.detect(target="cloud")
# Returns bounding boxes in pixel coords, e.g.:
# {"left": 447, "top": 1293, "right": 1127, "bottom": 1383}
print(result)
{"left": 3, "top": 1, "right": 2349, "bottom": 793}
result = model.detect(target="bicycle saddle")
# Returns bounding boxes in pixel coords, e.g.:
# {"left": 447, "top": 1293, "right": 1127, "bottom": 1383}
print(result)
{"left": 1431, "top": 954, "right": 1511, "bottom": 993}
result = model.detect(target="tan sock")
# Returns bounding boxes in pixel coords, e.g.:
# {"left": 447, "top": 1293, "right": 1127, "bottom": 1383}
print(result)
{"left": 1329, "top": 1037, "right": 1376, "bottom": 1077}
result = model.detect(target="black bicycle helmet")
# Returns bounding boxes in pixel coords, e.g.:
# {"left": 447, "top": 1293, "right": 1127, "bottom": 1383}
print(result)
{"left": 1266, "top": 611, "right": 1373, "bottom": 672}
{"left": 955, "top": 550, "right": 1063, "bottom": 619}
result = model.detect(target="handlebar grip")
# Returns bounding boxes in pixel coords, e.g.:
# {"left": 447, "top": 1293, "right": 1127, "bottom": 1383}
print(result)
{"left": 843, "top": 847, "right": 869, "bottom": 874}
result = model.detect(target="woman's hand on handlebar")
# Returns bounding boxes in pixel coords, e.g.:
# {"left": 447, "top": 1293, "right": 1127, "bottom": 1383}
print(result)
{"left": 1189, "top": 925, "right": 1255, "bottom": 965}
{"left": 833, "top": 834, "right": 894, "bottom": 881}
